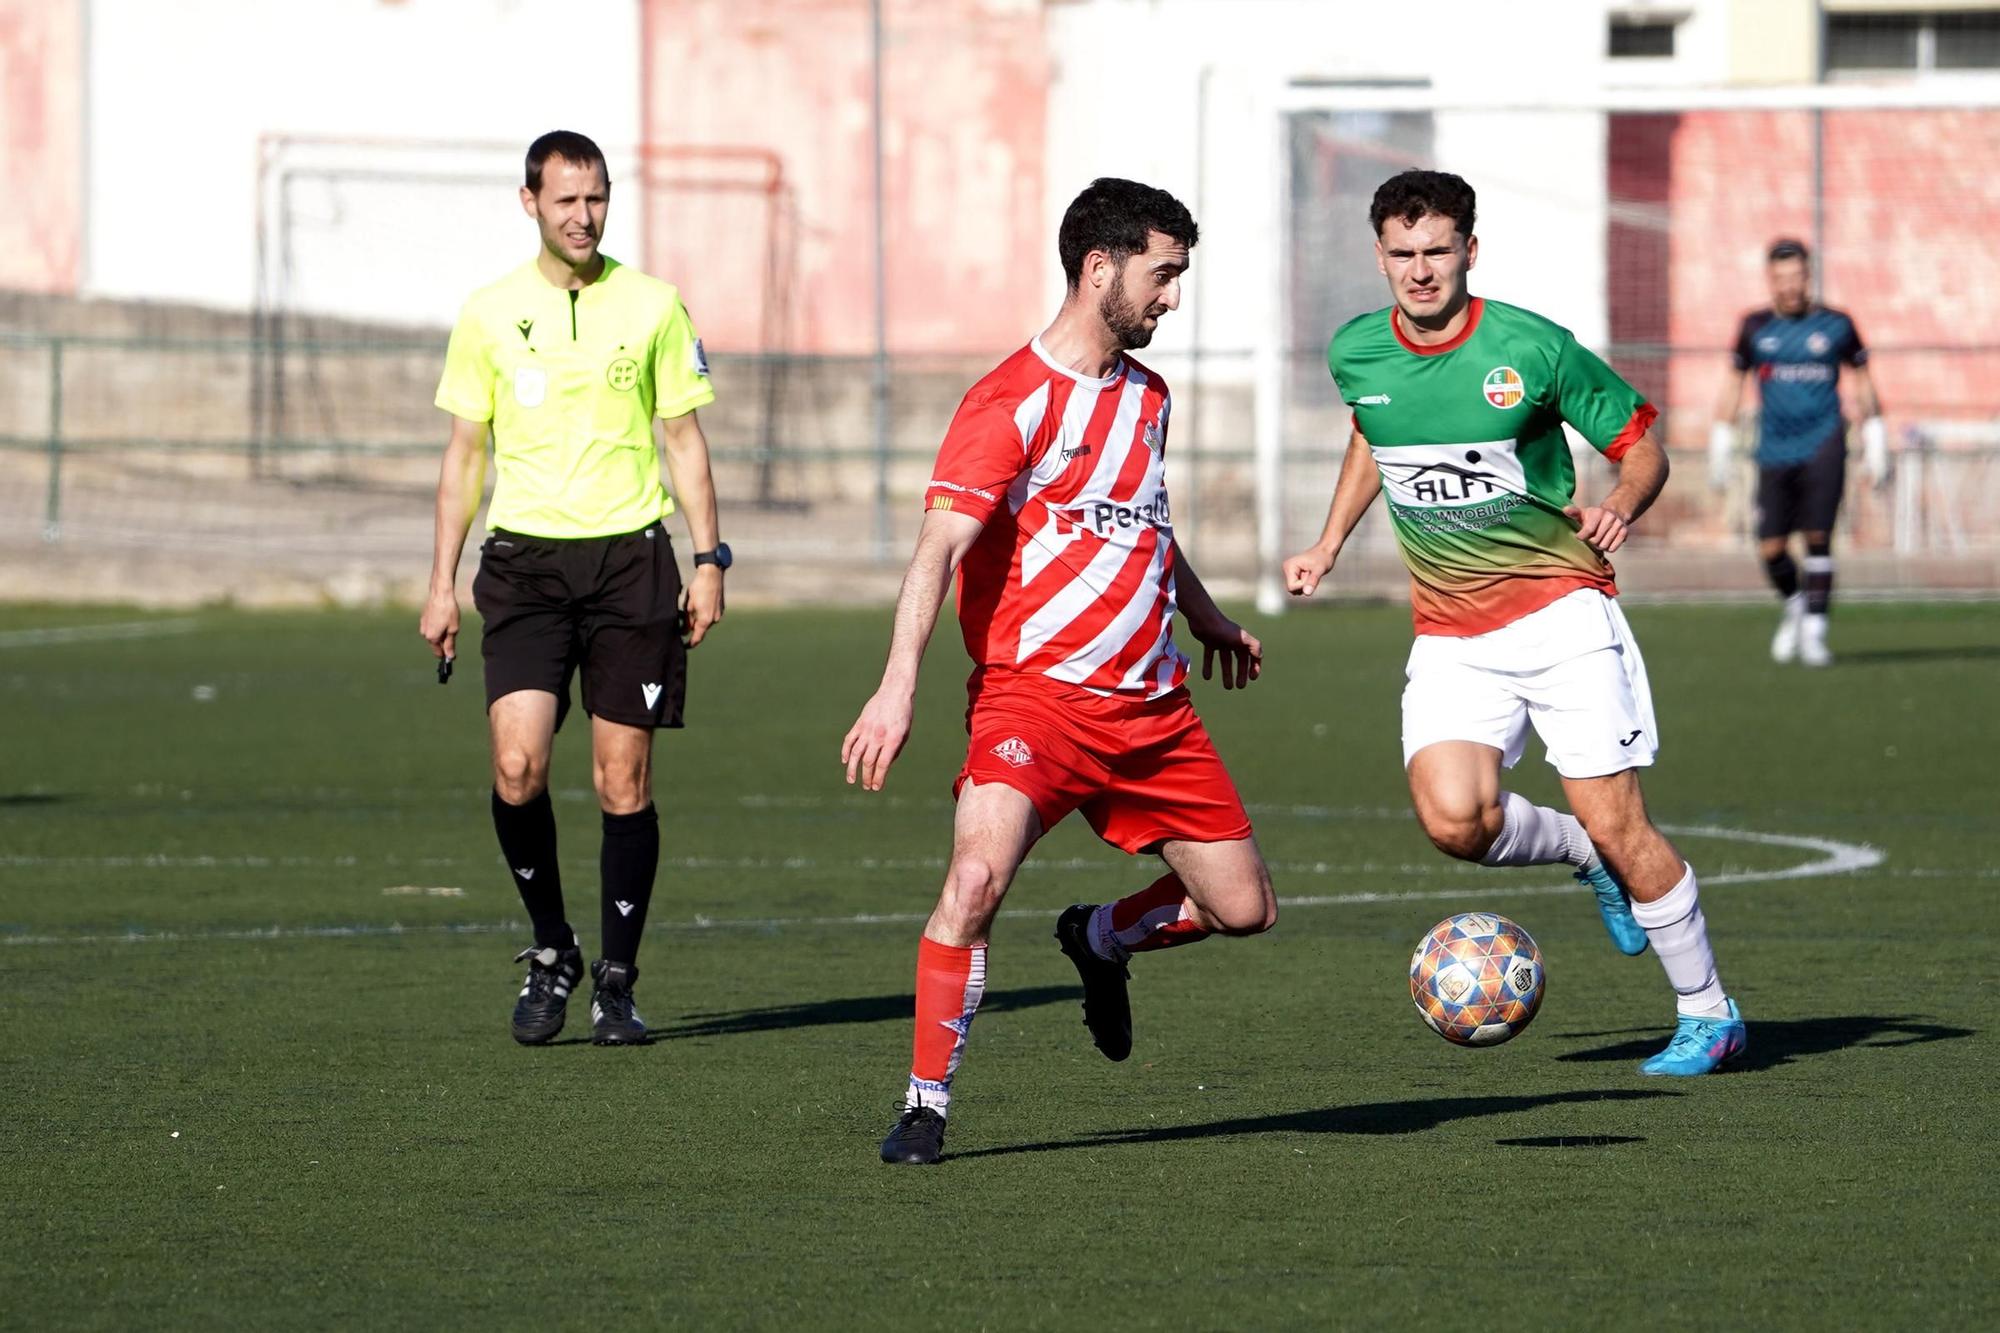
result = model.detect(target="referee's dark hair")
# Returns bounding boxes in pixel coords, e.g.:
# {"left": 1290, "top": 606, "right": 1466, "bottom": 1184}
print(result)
{"left": 1768, "top": 237, "right": 1811, "bottom": 263}
{"left": 1370, "top": 170, "right": 1476, "bottom": 240}
{"left": 526, "top": 130, "right": 610, "bottom": 193}
{"left": 1058, "top": 178, "right": 1199, "bottom": 290}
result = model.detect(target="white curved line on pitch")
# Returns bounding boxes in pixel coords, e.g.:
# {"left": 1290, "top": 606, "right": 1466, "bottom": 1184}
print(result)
{"left": 0, "top": 824, "right": 1883, "bottom": 947}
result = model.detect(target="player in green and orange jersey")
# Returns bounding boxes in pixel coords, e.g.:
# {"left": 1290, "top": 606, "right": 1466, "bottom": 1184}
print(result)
{"left": 1284, "top": 170, "right": 1744, "bottom": 1076}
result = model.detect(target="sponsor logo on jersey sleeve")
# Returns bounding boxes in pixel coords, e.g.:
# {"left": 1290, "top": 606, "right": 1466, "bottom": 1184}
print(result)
{"left": 1357, "top": 393, "right": 1392, "bottom": 405}
{"left": 1481, "top": 366, "right": 1525, "bottom": 410}
{"left": 693, "top": 338, "right": 711, "bottom": 377}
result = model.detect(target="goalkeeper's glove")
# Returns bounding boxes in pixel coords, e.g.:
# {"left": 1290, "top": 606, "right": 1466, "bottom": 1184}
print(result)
{"left": 1860, "top": 416, "right": 1889, "bottom": 488}
{"left": 1708, "top": 421, "right": 1735, "bottom": 493}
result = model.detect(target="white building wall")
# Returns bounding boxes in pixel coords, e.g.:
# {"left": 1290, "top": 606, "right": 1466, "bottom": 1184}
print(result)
{"left": 1041, "top": 0, "right": 1723, "bottom": 366}
{"left": 84, "top": 0, "right": 641, "bottom": 323}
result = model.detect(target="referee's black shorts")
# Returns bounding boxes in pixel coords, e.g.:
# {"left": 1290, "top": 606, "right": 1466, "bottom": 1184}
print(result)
{"left": 472, "top": 524, "right": 687, "bottom": 731}
{"left": 1755, "top": 430, "right": 1847, "bottom": 541}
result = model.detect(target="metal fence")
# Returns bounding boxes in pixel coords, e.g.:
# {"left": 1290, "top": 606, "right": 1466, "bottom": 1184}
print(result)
{"left": 2, "top": 328, "right": 1995, "bottom": 606}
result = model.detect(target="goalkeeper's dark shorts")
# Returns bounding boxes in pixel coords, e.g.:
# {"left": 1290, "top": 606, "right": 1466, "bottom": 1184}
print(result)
{"left": 472, "top": 524, "right": 686, "bottom": 732}
{"left": 1755, "top": 431, "right": 1847, "bottom": 540}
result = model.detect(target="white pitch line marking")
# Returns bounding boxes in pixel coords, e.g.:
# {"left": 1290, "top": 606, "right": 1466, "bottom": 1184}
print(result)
{"left": 0, "top": 618, "right": 200, "bottom": 648}
{"left": 0, "top": 824, "right": 1885, "bottom": 948}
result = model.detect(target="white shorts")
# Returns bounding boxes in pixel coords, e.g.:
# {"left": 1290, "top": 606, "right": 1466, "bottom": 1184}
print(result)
{"left": 1400, "top": 589, "right": 1658, "bottom": 780}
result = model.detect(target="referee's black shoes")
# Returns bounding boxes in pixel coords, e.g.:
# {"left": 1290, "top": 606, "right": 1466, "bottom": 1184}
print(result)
{"left": 511, "top": 936, "right": 585, "bottom": 1045}
{"left": 1055, "top": 903, "right": 1133, "bottom": 1062}
{"left": 589, "top": 959, "right": 648, "bottom": 1045}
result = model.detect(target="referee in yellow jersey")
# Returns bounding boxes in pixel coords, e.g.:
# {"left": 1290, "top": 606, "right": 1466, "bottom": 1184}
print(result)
{"left": 421, "top": 130, "right": 730, "bottom": 1046}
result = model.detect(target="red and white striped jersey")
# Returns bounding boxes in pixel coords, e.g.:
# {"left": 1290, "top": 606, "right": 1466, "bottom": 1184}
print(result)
{"left": 923, "top": 338, "right": 1188, "bottom": 699}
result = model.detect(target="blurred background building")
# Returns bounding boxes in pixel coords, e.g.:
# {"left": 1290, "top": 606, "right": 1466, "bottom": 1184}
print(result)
{"left": 2, "top": 0, "right": 1997, "bottom": 605}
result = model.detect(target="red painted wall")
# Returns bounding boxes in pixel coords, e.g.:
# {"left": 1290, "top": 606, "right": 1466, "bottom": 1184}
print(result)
{"left": 1654, "top": 109, "right": 2000, "bottom": 433}
{"left": 0, "top": 0, "right": 83, "bottom": 294}
{"left": 640, "top": 0, "right": 1049, "bottom": 356}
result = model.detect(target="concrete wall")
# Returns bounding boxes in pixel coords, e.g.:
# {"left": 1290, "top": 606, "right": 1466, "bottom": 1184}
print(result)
{"left": 83, "top": 0, "right": 641, "bottom": 320}
{"left": 1662, "top": 107, "right": 2000, "bottom": 431}
{"left": 642, "top": 0, "right": 1048, "bottom": 355}
{"left": 0, "top": 0, "right": 83, "bottom": 295}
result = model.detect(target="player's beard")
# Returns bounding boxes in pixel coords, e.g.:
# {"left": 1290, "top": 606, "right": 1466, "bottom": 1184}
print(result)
{"left": 1100, "top": 275, "right": 1160, "bottom": 350}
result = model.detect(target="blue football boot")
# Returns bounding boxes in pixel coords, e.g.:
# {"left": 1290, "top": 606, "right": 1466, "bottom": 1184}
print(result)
{"left": 1639, "top": 999, "right": 1747, "bottom": 1076}
{"left": 1576, "top": 858, "right": 1649, "bottom": 956}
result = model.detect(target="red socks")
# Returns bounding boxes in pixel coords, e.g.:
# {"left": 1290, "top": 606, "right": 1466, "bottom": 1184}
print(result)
{"left": 1090, "top": 873, "right": 1211, "bottom": 962}
{"left": 906, "top": 936, "right": 987, "bottom": 1115}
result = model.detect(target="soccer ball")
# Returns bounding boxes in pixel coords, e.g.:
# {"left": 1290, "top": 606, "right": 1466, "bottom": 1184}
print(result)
{"left": 1408, "top": 912, "right": 1545, "bottom": 1047}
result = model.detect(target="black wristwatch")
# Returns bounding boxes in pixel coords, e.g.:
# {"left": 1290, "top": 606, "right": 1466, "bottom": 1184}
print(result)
{"left": 693, "top": 542, "right": 733, "bottom": 571}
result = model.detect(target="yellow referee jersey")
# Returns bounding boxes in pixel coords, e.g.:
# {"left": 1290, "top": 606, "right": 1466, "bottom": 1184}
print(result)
{"left": 435, "top": 256, "right": 715, "bottom": 539}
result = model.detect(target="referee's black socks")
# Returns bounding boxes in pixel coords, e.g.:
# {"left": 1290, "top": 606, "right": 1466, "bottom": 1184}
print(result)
{"left": 492, "top": 788, "right": 572, "bottom": 951}
{"left": 600, "top": 804, "right": 660, "bottom": 966}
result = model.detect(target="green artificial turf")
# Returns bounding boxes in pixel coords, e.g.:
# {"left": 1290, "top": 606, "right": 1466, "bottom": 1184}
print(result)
{"left": 1, "top": 601, "right": 1993, "bottom": 1330}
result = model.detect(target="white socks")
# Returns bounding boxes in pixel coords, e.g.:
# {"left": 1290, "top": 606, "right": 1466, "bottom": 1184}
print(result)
{"left": 1480, "top": 792, "right": 1594, "bottom": 869}
{"left": 1630, "top": 863, "right": 1730, "bottom": 1018}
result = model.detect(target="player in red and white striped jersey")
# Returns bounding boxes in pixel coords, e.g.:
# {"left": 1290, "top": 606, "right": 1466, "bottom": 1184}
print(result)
{"left": 841, "top": 179, "right": 1277, "bottom": 1166}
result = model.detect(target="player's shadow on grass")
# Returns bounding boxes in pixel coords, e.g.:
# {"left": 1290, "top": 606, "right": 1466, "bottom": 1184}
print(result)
{"left": 952, "top": 1088, "right": 1676, "bottom": 1160}
{"left": 1553, "top": 1014, "right": 1971, "bottom": 1073}
{"left": 662, "top": 985, "right": 1073, "bottom": 1040}
{"left": 0, "top": 793, "right": 69, "bottom": 806}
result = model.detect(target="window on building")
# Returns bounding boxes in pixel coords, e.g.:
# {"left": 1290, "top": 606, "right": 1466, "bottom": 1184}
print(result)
{"left": 1609, "top": 15, "right": 1679, "bottom": 58}
{"left": 1937, "top": 10, "right": 2000, "bottom": 68}
{"left": 1826, "top": 9, "right": 2000, "bottom": 73}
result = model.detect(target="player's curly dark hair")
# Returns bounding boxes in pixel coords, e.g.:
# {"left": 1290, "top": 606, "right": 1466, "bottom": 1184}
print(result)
{"left": 526, "top": 130, "right": 609, "bottom": 194}
{"left": 1369, "top": 170, "right": 1476, "bottom": 239}
{"left": 1058, "top": 178, "right": 1199, "bottom": 289}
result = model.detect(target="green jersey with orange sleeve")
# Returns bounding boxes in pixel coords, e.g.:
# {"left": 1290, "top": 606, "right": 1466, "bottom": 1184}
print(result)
{"left": 1327, "top": 297, "right": 1657, "bottom": 636}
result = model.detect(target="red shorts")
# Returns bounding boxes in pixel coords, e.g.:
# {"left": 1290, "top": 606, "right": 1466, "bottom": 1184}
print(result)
{"left": 955, "top": 670, "right": 1254, "bottom": 854}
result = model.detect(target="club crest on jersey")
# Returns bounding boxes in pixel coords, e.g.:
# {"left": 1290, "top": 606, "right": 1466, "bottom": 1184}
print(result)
{"left": 1142, "top": 417, "right": 1166, "bottom": 455}
{"left": 1806, "top": 331, "right": 1830, "bottom": 356}
{"left": 991, "top": 737, "right": 1034, "bottom": 768}
{"left": 1482, "top": 367, "right": 1525, "bottom": 410}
